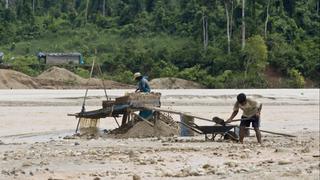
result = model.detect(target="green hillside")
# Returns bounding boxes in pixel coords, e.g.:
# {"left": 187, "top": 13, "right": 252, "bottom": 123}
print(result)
{"left": 0, "top": 0, "right": 319, "bottom": 88}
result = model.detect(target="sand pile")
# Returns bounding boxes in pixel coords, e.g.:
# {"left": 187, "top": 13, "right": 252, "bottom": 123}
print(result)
{"left": 37, "top": 66, "right": 85, "bottom": 83}
{"left": 150, "top": 77, "right": 204, "bottom": 89}
{"left": 121, "top": 120, "right": 179, "bottom": 138}
{"left": 0, "top": 69, "right": 39, "bottom": 89}
{"left": 36, "top": 66, "right": 86, "bottom": 88}
{"left": 111, "top": 113, "right": 179, "bottom": 138}
{"left": 36, "top": 66, "right": 134, "bottom": 89}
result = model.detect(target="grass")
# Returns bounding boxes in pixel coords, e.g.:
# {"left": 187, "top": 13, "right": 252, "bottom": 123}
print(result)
{"left": 0, "top": 27, "right": 191, "bottom": 64}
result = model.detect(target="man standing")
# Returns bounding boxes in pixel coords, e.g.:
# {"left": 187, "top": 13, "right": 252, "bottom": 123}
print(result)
{"left": 226, "top": 93, "right": 262, "bottom": 144}
{"left": 134, "top": 72, "right": 150, "bottom": 93}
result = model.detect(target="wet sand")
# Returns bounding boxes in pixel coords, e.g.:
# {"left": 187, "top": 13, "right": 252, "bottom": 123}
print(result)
{"left": 0, "top": 89, "right": 319, "bottom": 179}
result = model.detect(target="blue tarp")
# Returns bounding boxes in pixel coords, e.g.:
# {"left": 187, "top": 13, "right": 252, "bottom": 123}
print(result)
{"left": 79, "top": 55, "right": 84, "bottom": 64}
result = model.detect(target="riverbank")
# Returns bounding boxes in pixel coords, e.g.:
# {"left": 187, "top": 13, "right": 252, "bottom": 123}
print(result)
{"left": 0, "top": 89, "right": 319, "bottom": 179}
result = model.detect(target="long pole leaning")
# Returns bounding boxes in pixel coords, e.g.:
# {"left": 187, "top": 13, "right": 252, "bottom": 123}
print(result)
{"left": 75, "top": 59, "right": 95, "bottom": 133}
{"left": 144, "top": 107, "right": 296, "bottom": 138}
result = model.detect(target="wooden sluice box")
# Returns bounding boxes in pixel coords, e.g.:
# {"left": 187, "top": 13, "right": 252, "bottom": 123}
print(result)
{"left": 113, "top": 92, "right": 161, "bottom": 108}
{"left": 72, "top": 92, "right": 161, "bottom": 119}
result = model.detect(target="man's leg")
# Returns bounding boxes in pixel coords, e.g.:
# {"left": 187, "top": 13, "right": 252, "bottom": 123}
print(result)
{"left": 254, "top": 128, "right": 262, "bottom": 144}
{"left": 239, "top": 126, "right": 246, "bottom": 143}
{"left": 252, "top": 116, "right": 262, "bottom": 144}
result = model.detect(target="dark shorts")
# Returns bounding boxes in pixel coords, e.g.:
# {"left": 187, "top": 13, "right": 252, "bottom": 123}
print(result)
{"left": 240, "top": 115, "right": 260, "bottom": 128}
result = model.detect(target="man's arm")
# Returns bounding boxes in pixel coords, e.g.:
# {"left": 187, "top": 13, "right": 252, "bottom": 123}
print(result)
{"left": 135, "top": 81, "right": 141, "bottom": 92}
{"left": 226, "top": 110, "right": 239, "bottom": 123}
{"left": 256, "top": 103, "right": 262, "bottom": 117}
{"left": 141, "top": 78, "right": 150, "bottom": 92}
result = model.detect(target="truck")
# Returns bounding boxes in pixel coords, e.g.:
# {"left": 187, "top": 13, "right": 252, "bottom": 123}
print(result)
{"left": 38, "top": 52, "right": 84, "bottom": 65}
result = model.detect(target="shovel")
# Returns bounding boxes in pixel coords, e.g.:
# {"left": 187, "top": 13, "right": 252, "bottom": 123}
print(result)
{"left": 212, "top": 116, "right": 252, "bottom": 126}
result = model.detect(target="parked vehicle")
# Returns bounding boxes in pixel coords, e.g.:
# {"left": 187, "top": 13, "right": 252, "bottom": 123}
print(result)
{"left": 0, "top": 52, "right": 4, "bottom": 64}
{"left": 37, "top": 52, "right": 84, "bottom": 65}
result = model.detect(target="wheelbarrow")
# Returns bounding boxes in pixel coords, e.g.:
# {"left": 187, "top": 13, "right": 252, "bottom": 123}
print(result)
{"left": 179, "top": 121, "right": 239, "bottom": 141}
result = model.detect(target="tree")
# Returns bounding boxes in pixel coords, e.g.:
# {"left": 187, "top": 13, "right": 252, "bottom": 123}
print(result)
{"left": 241, "top": 0, "right": 245, "bottom": 49}
{"left": 287, "top": 68, "right": 305, "bottom": 88}
{"left": 129, "top": 0, "right": 143, "bottom": 15}
{"left": 32, "top": 0, "right": 35, "bottom": 14}
{"left": 224, "top": 0, "right": 232, "bottom": 54}
{"left": 264, "top": 0, "right": 270, "bottom": 38}
{"left": 85, "top": 0, "right": 89, "bottom": 23}
{"left": 0, "top": 0, "right": 318, "bottom": 87}
{"left": 102, "top": 0, "right": 105, "bottom": 16}
{"left": 146, "top": 0, "right": 156, "bottom": 12}
{"left": 16, "top": 0, "right": 34, "bottom": 23}
{"left": 202, "top": 9, "right": 208, "bottom": 51}
{"left": 283, "top": 0, "right": 296, "bottom": 17}
{"left": 243, "top": 35, "right": 267, "bottom": 78}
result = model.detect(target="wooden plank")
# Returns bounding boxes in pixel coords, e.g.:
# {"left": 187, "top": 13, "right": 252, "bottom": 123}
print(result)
{"left": 131, "top": 112, "right": 154, "bottom": 127}
{"left": 68, "top": 113, "right": 78, "bottom": 116}
{"left": 121, "top": 112, "right": 128, "bottom": 127}
{"left": 177, "top": 121, "right": 203, "bottom": 134}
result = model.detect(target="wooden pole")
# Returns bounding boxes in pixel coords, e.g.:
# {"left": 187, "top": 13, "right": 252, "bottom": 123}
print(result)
{"left": 113, "top": 117, "right": 120, "bottom": 128}
{"left": 81, "top": 58, "right": 95, "bottom": 112}
{"left": 144, "top": 106, "right": 218, "bottom": 124}
{"left": 246, "top": 127, "right": 296, "bottom": 137}
{"left": 131, "top": 112, "right": 154, "bottom": 127}
{"left": 75, "top": 60, "right": 95, "bottom": 133}
{"left": 144, "top": 106, "right": 296, "bottom": 138}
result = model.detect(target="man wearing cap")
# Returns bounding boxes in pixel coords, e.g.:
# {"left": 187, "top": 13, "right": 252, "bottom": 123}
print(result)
{"left": 226, "top": 93, "right": 262, "bottom": 144}
{"left": 134, "top": 72, "right": 151, "bottom": 93}
{"left": 133, "top": 72, "right": 152, "bottom": 119}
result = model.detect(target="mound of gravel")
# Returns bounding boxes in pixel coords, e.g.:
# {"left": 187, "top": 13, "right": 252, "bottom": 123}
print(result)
{"left": 0, "top": 69, "right": 39, "bottom": 89}
{"left": 36, "top": 66, "right": 134, "bottom": 89}
{"left": 37, "top": 66, "right": 85, "bottom": 83}
{"left": 0, "top": 66, "right": 134, "bottom": 89}
{"left": 111, "top": 113, "right": 179, "bottom": 138}
{"left": 149, "top": 77, "right": 204, "bottom": 89}
{"left": 120, "top": 120, "right": 179, "bottom": 138}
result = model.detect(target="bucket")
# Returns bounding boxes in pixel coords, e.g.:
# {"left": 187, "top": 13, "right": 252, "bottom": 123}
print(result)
{"left": 234, "top": 127, "right": 250, "bottom": 137}
{"left": 180, "top": 115, "right": 195, "bottom": 136}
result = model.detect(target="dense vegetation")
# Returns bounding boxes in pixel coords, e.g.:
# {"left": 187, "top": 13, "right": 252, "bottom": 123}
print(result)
{"left": 0, "top": 0, "right": 319, "bottom": 88}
